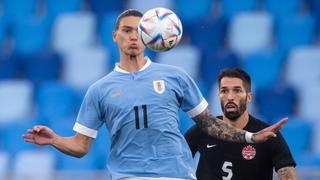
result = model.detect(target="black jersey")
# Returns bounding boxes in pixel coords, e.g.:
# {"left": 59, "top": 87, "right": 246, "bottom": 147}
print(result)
{"left": 184, "top": 115, "right": 296, "bottom": 180}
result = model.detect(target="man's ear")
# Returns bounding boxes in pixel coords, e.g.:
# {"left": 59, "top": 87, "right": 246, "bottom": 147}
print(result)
{"left": 112, "top": 31, "right": 117, "bottom": 42}
{"left": 247, "top": 92, "right": 252, "bottom": 103}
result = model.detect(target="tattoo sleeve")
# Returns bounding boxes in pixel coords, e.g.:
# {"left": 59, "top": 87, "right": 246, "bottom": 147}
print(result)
{"left": 192, "top": 108, "right": 246, "bottom": 143}
{"left": 277, "top": 167, "right": 297, "bottom": 180}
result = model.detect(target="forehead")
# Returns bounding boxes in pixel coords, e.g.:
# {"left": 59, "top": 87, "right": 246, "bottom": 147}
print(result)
{"left": 220, "top": 77, "right": 244, "bottom": 88}
{"left": 119, "top": 16, "right": 141, "bottom": 28}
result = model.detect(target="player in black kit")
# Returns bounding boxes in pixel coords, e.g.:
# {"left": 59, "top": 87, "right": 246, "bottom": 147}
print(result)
{"left": 185, "top": 68, "right": 297, "bottom": 180}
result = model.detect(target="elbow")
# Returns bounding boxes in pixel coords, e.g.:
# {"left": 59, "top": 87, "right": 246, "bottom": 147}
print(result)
{"left": 74, "top": 147, "right": 89, "bottom": 158}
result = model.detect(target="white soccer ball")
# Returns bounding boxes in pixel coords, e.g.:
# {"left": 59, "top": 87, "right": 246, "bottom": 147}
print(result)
{"left": 138, "top": 7, "right": 183, "bottom": 52}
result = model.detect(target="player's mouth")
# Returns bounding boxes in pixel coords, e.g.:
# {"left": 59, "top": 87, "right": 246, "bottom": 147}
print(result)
{"left": 225, "top": 103, "right": 238, "bottom": 112}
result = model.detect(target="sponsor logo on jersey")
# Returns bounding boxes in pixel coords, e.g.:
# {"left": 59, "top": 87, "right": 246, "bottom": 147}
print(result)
{"left": 242, "top": 145, "right": 256, "bottom": 160}
{"left": 153, "top": 80, "right": 165, "bottom": 94}
{"left": 111, "top": 90, "right": 121, "bottom": 97}
{"left": 206, "top": 144, "right": 216, "bottom": 148}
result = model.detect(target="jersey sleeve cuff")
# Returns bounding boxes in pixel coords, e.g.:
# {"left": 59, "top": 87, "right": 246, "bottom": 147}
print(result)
{"left": 73, "top": 122, "right": 98, "bottom": 138}
{"left": 187, "top": 99, "right": 208, "bottom": 118}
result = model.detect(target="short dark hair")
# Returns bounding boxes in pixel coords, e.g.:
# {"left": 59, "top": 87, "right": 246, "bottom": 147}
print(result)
{"left": 218, "top": 68, "right": 251, "bottom": 92}
{"left": 114, "top": 9, "right": 143, "bottom": 30}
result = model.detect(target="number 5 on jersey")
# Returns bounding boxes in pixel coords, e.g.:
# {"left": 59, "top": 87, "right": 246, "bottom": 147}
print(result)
{"left": 222, "top": 161, "right": 233, "bottom": 180}
{"left": 133, "top": 105, "right": 148, "bottom": 129}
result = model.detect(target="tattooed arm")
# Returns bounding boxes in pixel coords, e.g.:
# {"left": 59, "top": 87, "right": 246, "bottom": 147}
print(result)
{"left": 192, "top": 108, "right": 288, "bottom": 143}
{"left": 277, "top": 166, "right": 297, "bottom": 180}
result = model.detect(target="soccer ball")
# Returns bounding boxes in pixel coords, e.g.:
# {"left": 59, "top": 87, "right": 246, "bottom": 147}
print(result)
{"left": 138, "top": 7, "right": 183, "bottom": 52}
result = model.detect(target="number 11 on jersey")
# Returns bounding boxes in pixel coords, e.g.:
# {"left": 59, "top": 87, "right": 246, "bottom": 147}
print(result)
{"left": 133, "top": 105, "right": 148, "bottom": 129}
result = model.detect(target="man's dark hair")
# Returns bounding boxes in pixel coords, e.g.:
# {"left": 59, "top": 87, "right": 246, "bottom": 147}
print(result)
{"left": 115, "top": 9, "right": 143, "bottom": 30}
{"left": 218, "top": 68, "right": 251, "bottom": 92}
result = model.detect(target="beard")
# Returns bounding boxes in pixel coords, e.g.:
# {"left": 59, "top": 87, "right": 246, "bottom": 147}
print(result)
{"left": 221, "top": 97, "right": 247, "bottom": 121}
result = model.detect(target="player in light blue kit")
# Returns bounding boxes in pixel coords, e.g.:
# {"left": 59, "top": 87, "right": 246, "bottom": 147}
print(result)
{"left": 23, "top": 9, "right": 287, "bottom": 180}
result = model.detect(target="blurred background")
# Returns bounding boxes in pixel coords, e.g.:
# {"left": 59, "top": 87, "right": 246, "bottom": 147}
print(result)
{"left": 0, "top": 0, "right": 319, "bottom": 179}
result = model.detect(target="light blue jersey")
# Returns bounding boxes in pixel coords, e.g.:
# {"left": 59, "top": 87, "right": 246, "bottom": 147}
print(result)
{"left": 73, "top": 58, "right": 208, "bottom": 180}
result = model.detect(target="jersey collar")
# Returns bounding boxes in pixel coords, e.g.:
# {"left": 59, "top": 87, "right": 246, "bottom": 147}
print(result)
{"left": 114, "top": 57, "right": 152, "bottom": 74}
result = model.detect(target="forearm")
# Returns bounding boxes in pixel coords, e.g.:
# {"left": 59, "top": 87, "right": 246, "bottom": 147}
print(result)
{"left": 277, "top": 167, "right": 297, "bottom": 180}
{"left": 193, "top": 108, "right": 246, "bottom": 143}
{"left": 51, "top": 134, "right": 91, "bottom": 158}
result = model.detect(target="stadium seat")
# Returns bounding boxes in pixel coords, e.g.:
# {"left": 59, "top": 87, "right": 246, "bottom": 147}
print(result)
{"left": 265, "top": 0, "right": 302, "bottom": 20}
{"left": 189, "top": 16, "right": 227, "bottom": 52}
{"left": 17, "top": 51, "right": 62, "bottom": 86}
{"left": 298, "top": 82, "right": 320, "bottom": 122}
{"left": 45, "top": 0, "right": 83, "bottom": 19}
{"left": 37, "top": 82, "right": 78, "bottom": 121}
{"left": 2, "top": 0, "right": 37, "bottom": 25}
{"left": 242, "top": 48, "right": 285, "bottom": 90}
{"left": 0, "top": 16, "right": 7, "bottom": 46}
{"left": 127, "top": 0, "right": 173, "bottom": 13}
{"left": 228, "top": 12, "right": 273, "bottom": 56}
{"left": 13, "top": 150, "right": 55, "bottom": 180}
{"left": 280, "top": 117, "right": 312, "bottom": 157}
{"left": 255, "top": 84, "right": 297, "bottom": 123}
{"left": 175, "top": 0, "right": 213, "bottom": 25}
{"left": 90, "top": 0, "right": 124, "bottom": 17}
{"left": 0, "top": 80, "right": 33, "bottom": 123}
{"left": 52, "top": 12, "right": 97, "bottom": 55}
{"left": 286, "top": 46, "right": 320, "bottom": 91}
{"left": 2, "top": 120, "right": 38, "bottom": 156}
{"left": 62, "top": 46, "right": 109, "bottom": 90}
{"left": 276, "top": 15, "right": 315, "bottom": 52}
{"left": 156, "top": 44, "right": 201, "bottom": 81}
{"left": 220, "top": 0, "right": 257, "bottom": 20}
{"left": 12, "top": 16, "right": 51, "bottom": 55}
{"left": 0, "top": 52, "right": 17, "bottom": 80}
{"left": 199, "top": 47, "right": 240, "bottom": 95}
{"left": 0, "top": 151, "right": 9, "bottom": 180}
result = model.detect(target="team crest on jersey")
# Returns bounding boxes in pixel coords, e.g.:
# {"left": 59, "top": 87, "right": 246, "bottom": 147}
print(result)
{"left": 242, "top": 145, "right": 256, "bottom": 160}
{"left": 153, "top": 80, "right": 165, "bottom": 94}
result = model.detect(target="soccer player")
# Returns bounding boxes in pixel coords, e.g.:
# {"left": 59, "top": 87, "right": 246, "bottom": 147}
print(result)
{"left": 22, "top": 10, "right": 287, "bottom": 180}
{"left": 185, "top": 68, "right": 297, "bottom": 180}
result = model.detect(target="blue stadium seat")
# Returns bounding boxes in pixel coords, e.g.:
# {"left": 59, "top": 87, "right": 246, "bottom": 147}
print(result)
{"left": 0, "top": 52, "right": 17, "bottom": 80}
{"left": 0, "top": 151, "right": 9, "bottom": 179}
{"left": 45, "top": 0, "right": 83, "bottom": 19}
{"left": 221, "top": 0, "right": 257, "bottom": 20}
{"left": 13, "top": 150, "right": 55, "bottom": 180}
{"left": 175, "top": 0, "right": 213, "bottom": 25}
{"left": 12, "top": 16, "right": 51, "bottom": 55}
{"left": 228, "top": 12, "right": 273, "bottom": 56}
{"left": 0, "top": 16, "right": 7, "bottom": 46}
{"left": 128, "top": 0, "right": 173, "bottom": 13}
{"left": 37, "top": 82, "right": 78, "bottom": 120}
{"left": 52, "top": 12, "right": 97, "bottom": 55}
{"left": 62, "top": 47, "right": 109, "bottom": 90}
{"left": 280, "top": 117, "right": 312, "bottom": 158}
{"left": 99, "top": 12, "right": 119, "bottom": 67}
{"left": 2, "top": 121, "right": 38, "bottom": 156}
{"left": 286, "top": 46, "right": 320, "bottom": 91}
{"left": 242, "top": 49, "right": 284, "bottom": 90}
{"left": 17, "top": 51, "right": 62, "bottom": 86}
{"left": 265, "top": 0, "right": 302, "bottom": 20}
{"left": 255, "top": 84, "right": 297, "bottom": 123}
{"left": 90, "top": 0, "right": 124, "bottom": 17}
{"left": 189, "top": 16, "right": 226, "bottom": 52}
{"left": 2, "top": 0, "right": 37, "bottom": 25}
{"left": 276, "top": 15, "right": 315, "bottom": 52}
{"left": 156, "top": 44, "right": 201, "bottom": 81}
{"left": 200, "top": 48, "right": 240, "bottom": 95}
{"left": 0, "top": 80, "right": 33, "bottom": 123}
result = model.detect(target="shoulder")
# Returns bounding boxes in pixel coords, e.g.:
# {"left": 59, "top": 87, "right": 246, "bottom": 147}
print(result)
{"left": 246, "top": 115, "right": 270, "bottom": 131}
{"left": 151, "top": 62, "right": 189, "bottom": 76}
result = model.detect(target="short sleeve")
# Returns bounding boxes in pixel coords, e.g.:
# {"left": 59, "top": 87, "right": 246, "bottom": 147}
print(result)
{"left": 177, "top": 69, "right": 208, "bottom": 118}
{"left": 270, "top": 132, "right": 296, "bottom": 171}
{"left": 73, "top": 85, "right": 104, "bottom": 138}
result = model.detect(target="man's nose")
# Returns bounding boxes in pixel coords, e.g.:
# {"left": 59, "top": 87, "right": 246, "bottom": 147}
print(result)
{"left": 226, "top": 92, "right": 235, "bottom": 101}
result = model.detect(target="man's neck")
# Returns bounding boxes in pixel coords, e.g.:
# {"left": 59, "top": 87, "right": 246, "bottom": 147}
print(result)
{"left": 119, "top": 54, "right": 146, "bottom": 72}
{"left": 223, "top": 112, "right": 249, "bottom": 129}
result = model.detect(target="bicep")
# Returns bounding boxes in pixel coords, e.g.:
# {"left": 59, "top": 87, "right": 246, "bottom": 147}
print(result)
{"left": 277, "top": 166, "right": 297, "bottom": 180}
